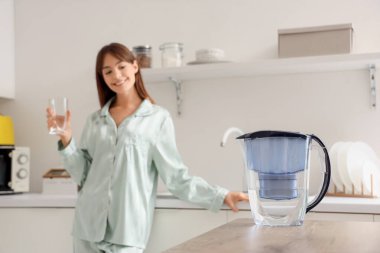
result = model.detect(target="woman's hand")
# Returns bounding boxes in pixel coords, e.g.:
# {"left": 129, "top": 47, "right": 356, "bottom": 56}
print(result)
{"left": 224, "top": 192, "right": 249, "bottom": 212}
{"left": 46, "top": 108, "right": 72, "bottom": 148}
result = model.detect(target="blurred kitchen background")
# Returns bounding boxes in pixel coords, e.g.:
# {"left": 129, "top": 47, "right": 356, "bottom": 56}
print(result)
{"left": 1, "top": 0, "right": 380, "bottom": 195}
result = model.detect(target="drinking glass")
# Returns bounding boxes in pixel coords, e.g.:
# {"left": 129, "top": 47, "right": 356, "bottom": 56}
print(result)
{"left": 48, "top": 97, "right": 68, "bottom": 135}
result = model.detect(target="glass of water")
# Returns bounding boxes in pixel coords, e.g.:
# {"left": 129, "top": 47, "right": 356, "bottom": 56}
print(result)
{"left": 48, "top": 97, "right": 68, "bottom": 135}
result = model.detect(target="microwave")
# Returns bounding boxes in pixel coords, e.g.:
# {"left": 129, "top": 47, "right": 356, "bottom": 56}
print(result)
{"left": 0, "top": 146, "right": 30, "bottom": 194}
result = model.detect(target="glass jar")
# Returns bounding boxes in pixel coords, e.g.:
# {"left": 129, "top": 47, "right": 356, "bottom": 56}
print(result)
{"left": 159, "top": 42, "right": 184, "bottom": 68}
{"left": 132, "top": 45, "right": 152, "bottom": 68}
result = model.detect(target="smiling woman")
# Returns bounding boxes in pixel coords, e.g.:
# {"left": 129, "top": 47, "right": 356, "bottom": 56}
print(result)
{"left": 95, "top": 43, "right": 155, "bottom": 109}
{"left": 45, "top": 42, "right": 248, "bottom": 253}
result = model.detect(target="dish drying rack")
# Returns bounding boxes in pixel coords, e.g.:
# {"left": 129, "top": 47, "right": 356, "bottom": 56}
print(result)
{"left": 326, "top": 175, "right": 376, "bottom": 198}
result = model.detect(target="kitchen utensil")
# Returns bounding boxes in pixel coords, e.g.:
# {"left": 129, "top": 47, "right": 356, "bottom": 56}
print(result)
{"left": 159, "top": 42, "right": 184, "bottom": 67}
{"left": 48, "top": 97, "right": 68, "bottom": 135}
{"left": 188, "top": 48, "right": 227, "bottom": 65}
{"left": 362, "top": 160, "right": 380, "bottom": 196}
{"left": 328, "top": 141, "right": 380, "bottom": 197}
{"left": 346, "top": 142, "right": 366, "bottom": 192}
{"left": 0, "top": 115, "right": 15, "bottom": 146}
{"left": 329, "top": 142, "right": 344, "bottom": 192}
{"left": 337, "top": 142, "right": 353, "bottom": 191}
{"left": 195, "top": 48, "right": 225, "bottom": 62}
{"left": 345, "top": 142, "right": 377, "bottom": 192}
{"left": 222, "top": 129, "right": 330, "bottom": 226}
{"left": 347, "top": 142, "right": 380, "bottom": 194}
{"left": 132, "top": 45, "right": 152, "bottom": 68}
{"left": 187, "top": 60, "right": 230, "bottom": 65}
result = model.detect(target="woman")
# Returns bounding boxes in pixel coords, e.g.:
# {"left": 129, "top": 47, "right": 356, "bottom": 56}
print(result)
{"left": 47, "top": 42, "right": 248, "bottom": 253}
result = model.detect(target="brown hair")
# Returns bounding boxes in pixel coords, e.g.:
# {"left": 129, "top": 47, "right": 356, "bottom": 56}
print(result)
{"left": 95, "top": 42, "right": 155, "bottom": 107}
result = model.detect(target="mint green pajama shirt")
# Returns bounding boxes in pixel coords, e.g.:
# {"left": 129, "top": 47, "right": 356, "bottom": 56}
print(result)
{"left": 59, "top": 98, "right": 229, "bottom": 249}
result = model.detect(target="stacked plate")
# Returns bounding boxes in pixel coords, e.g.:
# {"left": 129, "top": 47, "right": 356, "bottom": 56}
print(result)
{"left": 188, "top": 48, "right": 229, "bottom": 65}
{"left": 329, "top": 142, "right": 380, "bottom": 196}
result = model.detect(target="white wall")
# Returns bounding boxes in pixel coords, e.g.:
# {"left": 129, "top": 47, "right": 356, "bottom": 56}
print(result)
{"left": 0, "top": 0, "right": 380, "bottom": 193}
{"left": 0, "top": 0, "right": 15, "bottom": 98}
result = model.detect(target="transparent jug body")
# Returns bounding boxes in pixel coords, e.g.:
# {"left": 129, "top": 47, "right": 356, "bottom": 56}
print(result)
{"left": 248, "top": 170, "right": 308, "bottom": 226}
{"left": 245, "top": 135, "right": 311, "bottom": 226}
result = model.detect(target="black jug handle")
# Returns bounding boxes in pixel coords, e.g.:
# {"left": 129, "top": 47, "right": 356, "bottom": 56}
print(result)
{"left": 306, "top": 135, "right": 331, "bottom": 213}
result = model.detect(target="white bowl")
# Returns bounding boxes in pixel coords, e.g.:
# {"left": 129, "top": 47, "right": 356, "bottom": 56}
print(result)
{"left": 195, "top": 48, "right": 225, "bottom": 62}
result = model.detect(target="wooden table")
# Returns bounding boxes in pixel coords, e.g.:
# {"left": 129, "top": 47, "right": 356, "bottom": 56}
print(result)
{"left": 163, "top": 218, "right": 380, "bottom": 253}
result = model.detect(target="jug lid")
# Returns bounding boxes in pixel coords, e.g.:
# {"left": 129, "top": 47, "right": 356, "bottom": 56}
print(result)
{"left": 236, "top": 130, "right": 307, "bottom": 140}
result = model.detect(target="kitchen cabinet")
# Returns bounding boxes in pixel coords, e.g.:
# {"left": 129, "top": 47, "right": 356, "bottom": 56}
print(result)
{"left": 227, "top": 209, "right": 252, "bottom": 222}
{"left": 0, "top": 0, "right": 15, "bottom": 99}
{"left": 1, "top": 193, "right": 379, "bottom": 253}
{"left": 0, "top": 207, "right": 226, "bottom": 253}
{"left": 0, "top": 206, "right": 378, "bottom": 253}
{"left": 145, "top": 209, "right": 226, "bottom": 253}
{"left": 0, "top": 208, "right": 74, "bottom": 253}
{"left": 142, "top": 52, "right": 380, "bottom": 114}
{"left": 306, "top": 211, "right": 374, "bottom": 222}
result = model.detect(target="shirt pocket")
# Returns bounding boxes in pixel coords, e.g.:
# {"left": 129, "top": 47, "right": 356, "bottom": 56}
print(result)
{"left": 124, "top": 134, "right": 148, "bottom": 148}
{"left": 123, "top": 134, "right": 150, "bottom": 165}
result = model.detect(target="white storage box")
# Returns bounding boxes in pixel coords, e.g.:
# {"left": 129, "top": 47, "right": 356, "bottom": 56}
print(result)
{"left": 278, "top": 23, "right": 353, "bottom": 58}
{"left": 42, "top": 168, "right": 77, "bottom": 195}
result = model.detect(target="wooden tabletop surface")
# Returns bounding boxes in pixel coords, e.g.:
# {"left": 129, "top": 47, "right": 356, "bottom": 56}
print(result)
{"left": 163, "top": 218, "right": 380, "bottom": 253}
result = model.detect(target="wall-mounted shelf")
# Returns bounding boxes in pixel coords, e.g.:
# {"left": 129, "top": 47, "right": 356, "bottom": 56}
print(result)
{"left": 141, "top": 52, "right": 380, "bottom": 115}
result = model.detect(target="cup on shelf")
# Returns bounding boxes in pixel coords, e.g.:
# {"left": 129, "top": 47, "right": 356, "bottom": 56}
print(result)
{"left": 48, "top": 97, "right": 68, "bottom": 135}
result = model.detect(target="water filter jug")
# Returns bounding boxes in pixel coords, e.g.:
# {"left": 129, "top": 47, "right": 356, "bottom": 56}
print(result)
{"left": 223, "top": 129, "right": 331, "bottom": 226}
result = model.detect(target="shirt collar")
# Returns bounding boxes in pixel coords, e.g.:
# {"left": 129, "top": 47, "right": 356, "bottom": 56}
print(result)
{"left": 100, "top": 97, "right": 154, "bottom": 117}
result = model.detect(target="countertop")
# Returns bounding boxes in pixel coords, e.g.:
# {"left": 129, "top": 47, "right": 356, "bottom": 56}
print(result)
{"left": 1, "top": 192, "right": 380, "bottom": 214}
{"left": 163, "top": 218, "right": 380, "bottom": 253}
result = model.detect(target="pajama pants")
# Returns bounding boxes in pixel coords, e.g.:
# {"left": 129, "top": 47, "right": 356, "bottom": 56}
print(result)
{"left": 74, "top": 238, "right": 144, "bottom": 253}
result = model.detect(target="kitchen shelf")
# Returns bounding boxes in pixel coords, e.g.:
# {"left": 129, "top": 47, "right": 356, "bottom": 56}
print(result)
{"left": 141, "top": 52, "right": 380, "bottom": 115}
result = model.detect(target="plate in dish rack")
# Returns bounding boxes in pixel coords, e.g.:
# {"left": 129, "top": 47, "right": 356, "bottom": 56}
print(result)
{"left": 361, "top": 160, "right": 380, "bottom": 196}
{"left": 329, "top": 142, "right": 345, "bottom": 192}
{"left": 347, "top": 142, "right": 380, "bottom": 195}
{"left": 337, "top": 142, "right": 354, "bottom": 191}
{"left": 346, "top": 142, "right": 368, "bottom": 192}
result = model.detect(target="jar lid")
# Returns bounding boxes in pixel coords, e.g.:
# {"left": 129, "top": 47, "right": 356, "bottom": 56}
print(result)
{"left": 133, "top": 45, "right": 152, "bottom": 52}
{"left": 159, "top": 42, "right": 184, "bottom": 50}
